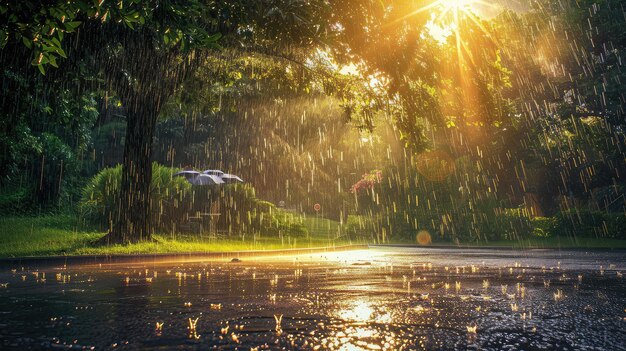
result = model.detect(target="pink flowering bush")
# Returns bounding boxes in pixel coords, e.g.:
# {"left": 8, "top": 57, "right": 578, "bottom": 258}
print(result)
{"left": 350, "top": 170, "right": 382, "bottom": 193}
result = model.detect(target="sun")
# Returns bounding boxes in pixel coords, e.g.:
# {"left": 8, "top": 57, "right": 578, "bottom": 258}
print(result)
{"left": 390, "top": 0, "right": 491, "bottom": 44}
{"left": 387, "top": 0, "right": 483, "bottom": 26}
{"left": 421, "top": 0, "right": 495, "bottom": 46}
{"left": 434, "top": 0, "right": 486, "bottom": 26}
{"left": 423, "top": 0, "right": 476, "bottom": 45}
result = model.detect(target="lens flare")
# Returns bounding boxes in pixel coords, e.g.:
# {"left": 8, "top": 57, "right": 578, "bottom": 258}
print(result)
{"left": 416, "top": 230, "right": 432, "bottom": 245}
{"left": 415, "top": 150, "right": 456, "bottom": 182}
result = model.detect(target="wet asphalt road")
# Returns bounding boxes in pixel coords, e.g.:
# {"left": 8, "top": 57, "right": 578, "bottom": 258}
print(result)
{"left": 0, "top": 247, "right": 625, "bottom": 350}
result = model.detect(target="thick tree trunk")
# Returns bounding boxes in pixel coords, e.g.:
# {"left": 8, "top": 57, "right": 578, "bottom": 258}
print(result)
{"left": 63, "top": 23, "right": 200, "bottom": 245}
{"left": 91, "top": 24, "right": 198, "bottom": 244}
{"left": 104, "top": 99, "right": 160, "bottom": 244}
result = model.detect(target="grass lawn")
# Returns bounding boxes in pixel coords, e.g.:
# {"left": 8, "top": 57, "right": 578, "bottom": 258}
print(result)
{"left": 0, "top": 214, "right": 359, "bottom": 258}
{"left": 0, "top": 215, "right": 101, "bottom": 258}
{"left": 1, "top": 214, "right": 625, "bottom": 258}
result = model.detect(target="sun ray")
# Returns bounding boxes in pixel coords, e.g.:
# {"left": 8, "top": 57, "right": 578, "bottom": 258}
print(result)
{"left": 435, "top": 6, "right": 453, "bottom": 23}
{"left": 383, "top": 1, "right": 441, "bottom": 28}
{"left": 460, "top": 38, "right": 477, "bottom": 67}
{"left": 455, "top": 7, "right": 463, "bottom": 64}
{"left": 464, "top": 11, "right": 501, "bottom": 47}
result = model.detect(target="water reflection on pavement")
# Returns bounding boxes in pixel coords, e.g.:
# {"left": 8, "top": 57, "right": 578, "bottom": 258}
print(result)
{"left": 0, "top": 247, "right": 625, "bottom": 350}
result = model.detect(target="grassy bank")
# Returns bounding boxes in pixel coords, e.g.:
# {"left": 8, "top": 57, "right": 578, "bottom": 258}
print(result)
{"left": 0, "top": 215, "right": 356, "bottom": 258}
{"left": 1, "top": 215, "right": 625, "bottom": 258}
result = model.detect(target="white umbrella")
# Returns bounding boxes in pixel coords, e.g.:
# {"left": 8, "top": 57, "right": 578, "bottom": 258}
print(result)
{"left": 174, "top": 170, "right": 224, "bottom": 185}
{"left": 202, "top": 169, "right": 244, "bottom": 183}
{"left": 220, "top": 173, "right": 244, "bottom": 183}
{"left": 202, "top": 169, "right": 225, "bottom": 177}
{"left": 174, "top": 170, "right": 200, "bottom": 178}
{"left": 190, "top": 173, "right": 224, "bottom": 185}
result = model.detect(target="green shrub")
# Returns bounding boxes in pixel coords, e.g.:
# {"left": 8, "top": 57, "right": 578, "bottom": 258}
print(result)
{"left": 345, "top": 215, "right": 377, "bottom": 240}
{"left": 256, "top": 200, "right": 276, "bottom": 212}
{"left": 0, "top": 186, "right": 34, "bottom": 214}
{"left": 483, "top": 208, "right": 533, "bottom": 241}
{"left": 554, "top": 209, "right": 626, "bottom": 239}
{"left": 79, "top": 163, "right": 191, "bottom": 231}
{"left": 79, "top": 165, "right": 121, "bottom": 226}
{"left": 531, "top": 217, "right": 556, "bottom": 237}
{"left": 253, "top": 207, "right": 308, "bottom": 237}
{"left": 80, "top": 165, "right": 309, "bottom": 237}
{"left": 286, "top": 222, "right": 309, "bottom": 237}
{"left": 212, "top": 184, "right": 260, "bottom": 234}
{"left": 455, "top": 207, "right": 534, "bottom": 242}
{"left": 605, "top": 213, "right": 626, "bottom": 239}
{"left": 211, "top": 184, "right": 307, "bottom": 237}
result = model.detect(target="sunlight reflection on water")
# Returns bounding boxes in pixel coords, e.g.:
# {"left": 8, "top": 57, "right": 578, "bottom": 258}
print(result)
{"left": 0, "top": 247, "right": 624, "bottom": 350}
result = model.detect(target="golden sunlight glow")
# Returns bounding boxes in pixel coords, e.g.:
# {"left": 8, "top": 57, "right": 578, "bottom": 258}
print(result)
{"left": 333, "top": 249, "right": 377, "bottom": 263}
{"left": 333, "top": 326, "right": 381, "bottom": 351}
{"left": 339, "top": 63, "right": 359, "bottom": 76}
{"left": 437, "top": 0, "right": 497, "bottom": 16}
{"left": 338, "top": 300, "right": 392, "bottom": 324}
{"left": 394, "top": 0, "right": 496, "bottom": 47}
{"left": 430, "top": 0, "right": 475, "bottom": 44}
{"left": 440, "top": 0, "right": 474, "bottom": 11}
{"left": 425, "top": 20, "right": 456, "bottom": 45}
{"left": 340, "top": 301, "right": 374, "bottom": 322}
{"left": 390, "top": 0, "right": 484, "bottom": 25}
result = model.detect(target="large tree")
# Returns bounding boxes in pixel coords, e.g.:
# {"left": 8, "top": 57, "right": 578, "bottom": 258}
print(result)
{"left": 1, "top": 0, "right": 331, "bottom": 243}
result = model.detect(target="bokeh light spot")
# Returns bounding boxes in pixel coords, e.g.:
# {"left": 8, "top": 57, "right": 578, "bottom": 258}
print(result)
{"left": 416, "top": 150, "right": 456, "bottom": 182}
{"left": 416, "top": 230, "right": 432, "bottom": 245}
